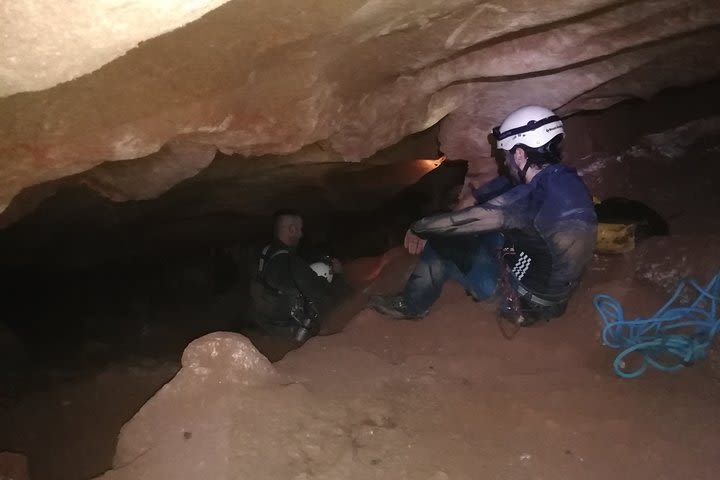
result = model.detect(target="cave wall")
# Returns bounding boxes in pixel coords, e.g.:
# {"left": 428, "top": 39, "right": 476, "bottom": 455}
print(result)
{"left": 1, "top": 76, "right": 719, "bottom": 271}
{"left": 0, "top": 0, "right": 719, "bottom": 326}
{"left": 1, "top": 0, "right": 719, "bottom": 221}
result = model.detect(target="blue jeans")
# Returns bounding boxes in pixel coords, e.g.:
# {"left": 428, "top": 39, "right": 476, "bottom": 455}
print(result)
{"left": 402, "top": 233, "right": 504, "bottom": 314}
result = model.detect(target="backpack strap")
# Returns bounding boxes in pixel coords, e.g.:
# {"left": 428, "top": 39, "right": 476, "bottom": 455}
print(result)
{"left": 256, "top": 245, "right": 290, "bottom": 295}
{"left": 255, "top": 244, "right": 318, "bottom": 330}
{"left": 257, "top": 245, "right": 289, "bottom": 275}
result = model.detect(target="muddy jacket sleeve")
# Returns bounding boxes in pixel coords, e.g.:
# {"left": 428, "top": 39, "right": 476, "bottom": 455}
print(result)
{"left": 470, "top": 175, "right": 514, "bottom": 204}
{"left": 410, "top": 182, "right": 535, "bottom": 237}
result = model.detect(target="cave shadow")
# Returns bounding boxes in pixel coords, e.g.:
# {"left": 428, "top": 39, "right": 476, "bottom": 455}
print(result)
{"left": 0, "top": 157, "right": 471, "bottom": 399}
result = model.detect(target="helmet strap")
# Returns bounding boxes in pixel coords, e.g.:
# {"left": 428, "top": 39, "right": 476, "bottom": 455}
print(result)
{"left": 519, "top": 161, "right": 532, "bottom": 183}
{"left": 512, "top": 146, "right": 536, "bottom": 184}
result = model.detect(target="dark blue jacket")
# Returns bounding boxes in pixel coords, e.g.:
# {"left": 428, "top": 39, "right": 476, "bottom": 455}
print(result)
{"left": 411, "top": 165, "right": 597, "bottom": 299}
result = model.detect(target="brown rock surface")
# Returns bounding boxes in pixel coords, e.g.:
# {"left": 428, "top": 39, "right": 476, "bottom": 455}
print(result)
{"left": 1, "top": 4, "right": 720, "bottom": 478}
{"left": 112, "top": 333, "right": 278, "bottom": 469}
{"left": 1, "top": 0, "right": 719, "bottom": 218}
{"left": 1, "top": 235, "right": 718, "bottom": 480}
{"left": 634, "top": 235, "right": 720, "bottom": 294}
{"left": 90, "top": 253, "right": 720, "bottom": 480}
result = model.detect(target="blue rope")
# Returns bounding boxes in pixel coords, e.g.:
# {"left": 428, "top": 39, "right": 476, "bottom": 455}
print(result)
{"left": 593, "top": 273, "right": 720, "bottom": 378}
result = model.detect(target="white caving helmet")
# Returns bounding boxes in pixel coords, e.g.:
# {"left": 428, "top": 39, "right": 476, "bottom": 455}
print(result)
{"left": 310, "top": 261, "right": 333, "bottom": 282}
{"left": 493, "top": 105, "right": 564, "bottom": 152}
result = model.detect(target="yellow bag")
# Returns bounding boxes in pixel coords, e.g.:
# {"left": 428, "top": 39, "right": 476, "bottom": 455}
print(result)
{"left": 596, "top": 223, "right": 636, "bottom": 254}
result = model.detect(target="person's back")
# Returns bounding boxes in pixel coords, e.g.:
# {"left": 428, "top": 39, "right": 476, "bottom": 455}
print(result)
{"left": 249, "top": 242, "right": 299, "bottom": 336}
{"left": 503, "top": 164, "right": 596, "bottom": 301}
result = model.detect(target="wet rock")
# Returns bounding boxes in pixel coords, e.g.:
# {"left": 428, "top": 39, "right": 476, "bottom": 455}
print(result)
{"left": 640, "top": 116, "right": 720, "bottom": 160}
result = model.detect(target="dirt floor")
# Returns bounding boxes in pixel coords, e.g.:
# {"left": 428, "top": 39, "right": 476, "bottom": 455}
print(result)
{"left": 2, "top": 242, "right": 720, "bottom": 480}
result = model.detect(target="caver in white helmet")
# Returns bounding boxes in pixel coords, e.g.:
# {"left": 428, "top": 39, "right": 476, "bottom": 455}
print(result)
{"left": 493, "top": 105, "right": 564, "bottom": 152}
{"left": 310, "top": 261, "right": 333, "bottom": 282}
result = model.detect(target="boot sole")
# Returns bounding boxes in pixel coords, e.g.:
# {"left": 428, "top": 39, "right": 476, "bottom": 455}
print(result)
{"left": 368, "top": 303, "right": 425, "bottom": 320}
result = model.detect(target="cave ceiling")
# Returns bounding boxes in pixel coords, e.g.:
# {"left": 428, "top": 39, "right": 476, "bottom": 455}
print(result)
{"left": 1, "top": 0, "right": 719, "bottom": 225}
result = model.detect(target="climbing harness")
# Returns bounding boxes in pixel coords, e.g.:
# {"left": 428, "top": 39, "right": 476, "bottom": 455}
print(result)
{"left": 594, "top": 273, "right": 720, "bottom": 379}
{"left": 496, "top": 247, "right": 524, "bottom": 340}
{"left": 495, "top": 246, "right": 567, "bottom": 338}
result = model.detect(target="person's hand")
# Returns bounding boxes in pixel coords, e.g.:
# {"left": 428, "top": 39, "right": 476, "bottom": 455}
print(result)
{"left": 455, "top": 181, "right": 478, "bottom": 210}
{"left": 331, "top": 257, "right": 343, "bottom": 274}
{"left": 404, "top": 229, "right": 427, "bottom": 255}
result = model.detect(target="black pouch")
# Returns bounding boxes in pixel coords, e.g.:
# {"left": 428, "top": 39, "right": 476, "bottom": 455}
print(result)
{"left": 290, "top": 295, "right": 319, "bottom": 330}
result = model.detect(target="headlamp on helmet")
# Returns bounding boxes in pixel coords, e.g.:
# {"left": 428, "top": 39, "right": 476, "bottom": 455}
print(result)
{"left": 492, "top": 105, "right": 564, "bottom": 152}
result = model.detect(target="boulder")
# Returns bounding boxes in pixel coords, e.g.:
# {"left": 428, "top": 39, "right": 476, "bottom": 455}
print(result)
{"left": 112, "top": 332, "right": 278, "bottom": 469}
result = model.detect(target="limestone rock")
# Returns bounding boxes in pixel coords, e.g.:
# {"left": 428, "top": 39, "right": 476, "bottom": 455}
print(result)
{"left": 112, "top": 332, "right": 278, "bottom": 469}
{"left": 96, "top": 334, "right": 417, "bottom": 480}
{"left": 92, "top": 286, "right": 720, "bottom": 480}
{"left": 0, "top": 0, "right": 233, "bottom": 96}
{"left": 1, "top": 0, "right": 719, "bottom": 218}
{"left": 180, "top": 332, "right": 277, "bottom": 385}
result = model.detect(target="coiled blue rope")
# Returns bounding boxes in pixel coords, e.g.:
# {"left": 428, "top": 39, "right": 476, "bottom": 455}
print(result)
{"left": 593, "top": 273, "right": 720, "bottom": 378}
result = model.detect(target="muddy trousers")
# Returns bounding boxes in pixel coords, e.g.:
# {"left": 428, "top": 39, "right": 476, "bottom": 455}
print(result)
{"left": 402, "top": 233, "right": 504, "bottom": 314}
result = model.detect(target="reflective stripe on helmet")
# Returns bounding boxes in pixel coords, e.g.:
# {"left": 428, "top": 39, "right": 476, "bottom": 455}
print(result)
{"left": 492, "top": 106, "right": 564, "bottom": 151}
{"left": 493, "top": 115, "right": 561, "bottom": 141}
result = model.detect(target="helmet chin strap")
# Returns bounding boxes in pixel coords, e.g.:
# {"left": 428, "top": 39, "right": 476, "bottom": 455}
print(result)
{"left": 516, "top": 146, "right": 550, "bottom": 183}
{"left": 518, "top": 161, "right": 533, "bottom": 184}
{"left": 507, "top": 151, "right": 533, "bottom": 184}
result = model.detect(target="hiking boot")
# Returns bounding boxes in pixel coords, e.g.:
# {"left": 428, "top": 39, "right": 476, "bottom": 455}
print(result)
{"left": 367, "top": 294, "right": 427, "bottom": 320}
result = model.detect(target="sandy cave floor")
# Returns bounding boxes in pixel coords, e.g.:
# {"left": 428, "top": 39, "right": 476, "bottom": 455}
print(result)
{"left": 2, "top": 243, "right": 720, "bottom": 480}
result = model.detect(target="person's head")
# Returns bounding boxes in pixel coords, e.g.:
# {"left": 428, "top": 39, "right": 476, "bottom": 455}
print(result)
{"left": 273, "top": 209, "right": 303, "bottom": 247}
{"left": 492, "top": 105, "right": 564, "bottom": 183}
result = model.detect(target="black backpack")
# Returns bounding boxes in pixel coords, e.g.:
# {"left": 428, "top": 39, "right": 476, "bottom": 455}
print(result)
{"left": 250, "top": 245, "right": 318, "bottom": 329}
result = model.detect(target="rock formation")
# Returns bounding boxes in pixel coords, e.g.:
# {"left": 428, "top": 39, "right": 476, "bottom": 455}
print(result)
{"left": 2, "top": 3, "right": 720, "bottom": 478}
{"left": 1, "top": 0, "right": 719, "bottom": 223}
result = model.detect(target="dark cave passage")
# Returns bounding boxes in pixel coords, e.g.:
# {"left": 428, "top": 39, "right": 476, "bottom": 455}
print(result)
{"left": 0, "top": 149, "right": 470, "bottom": 401}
